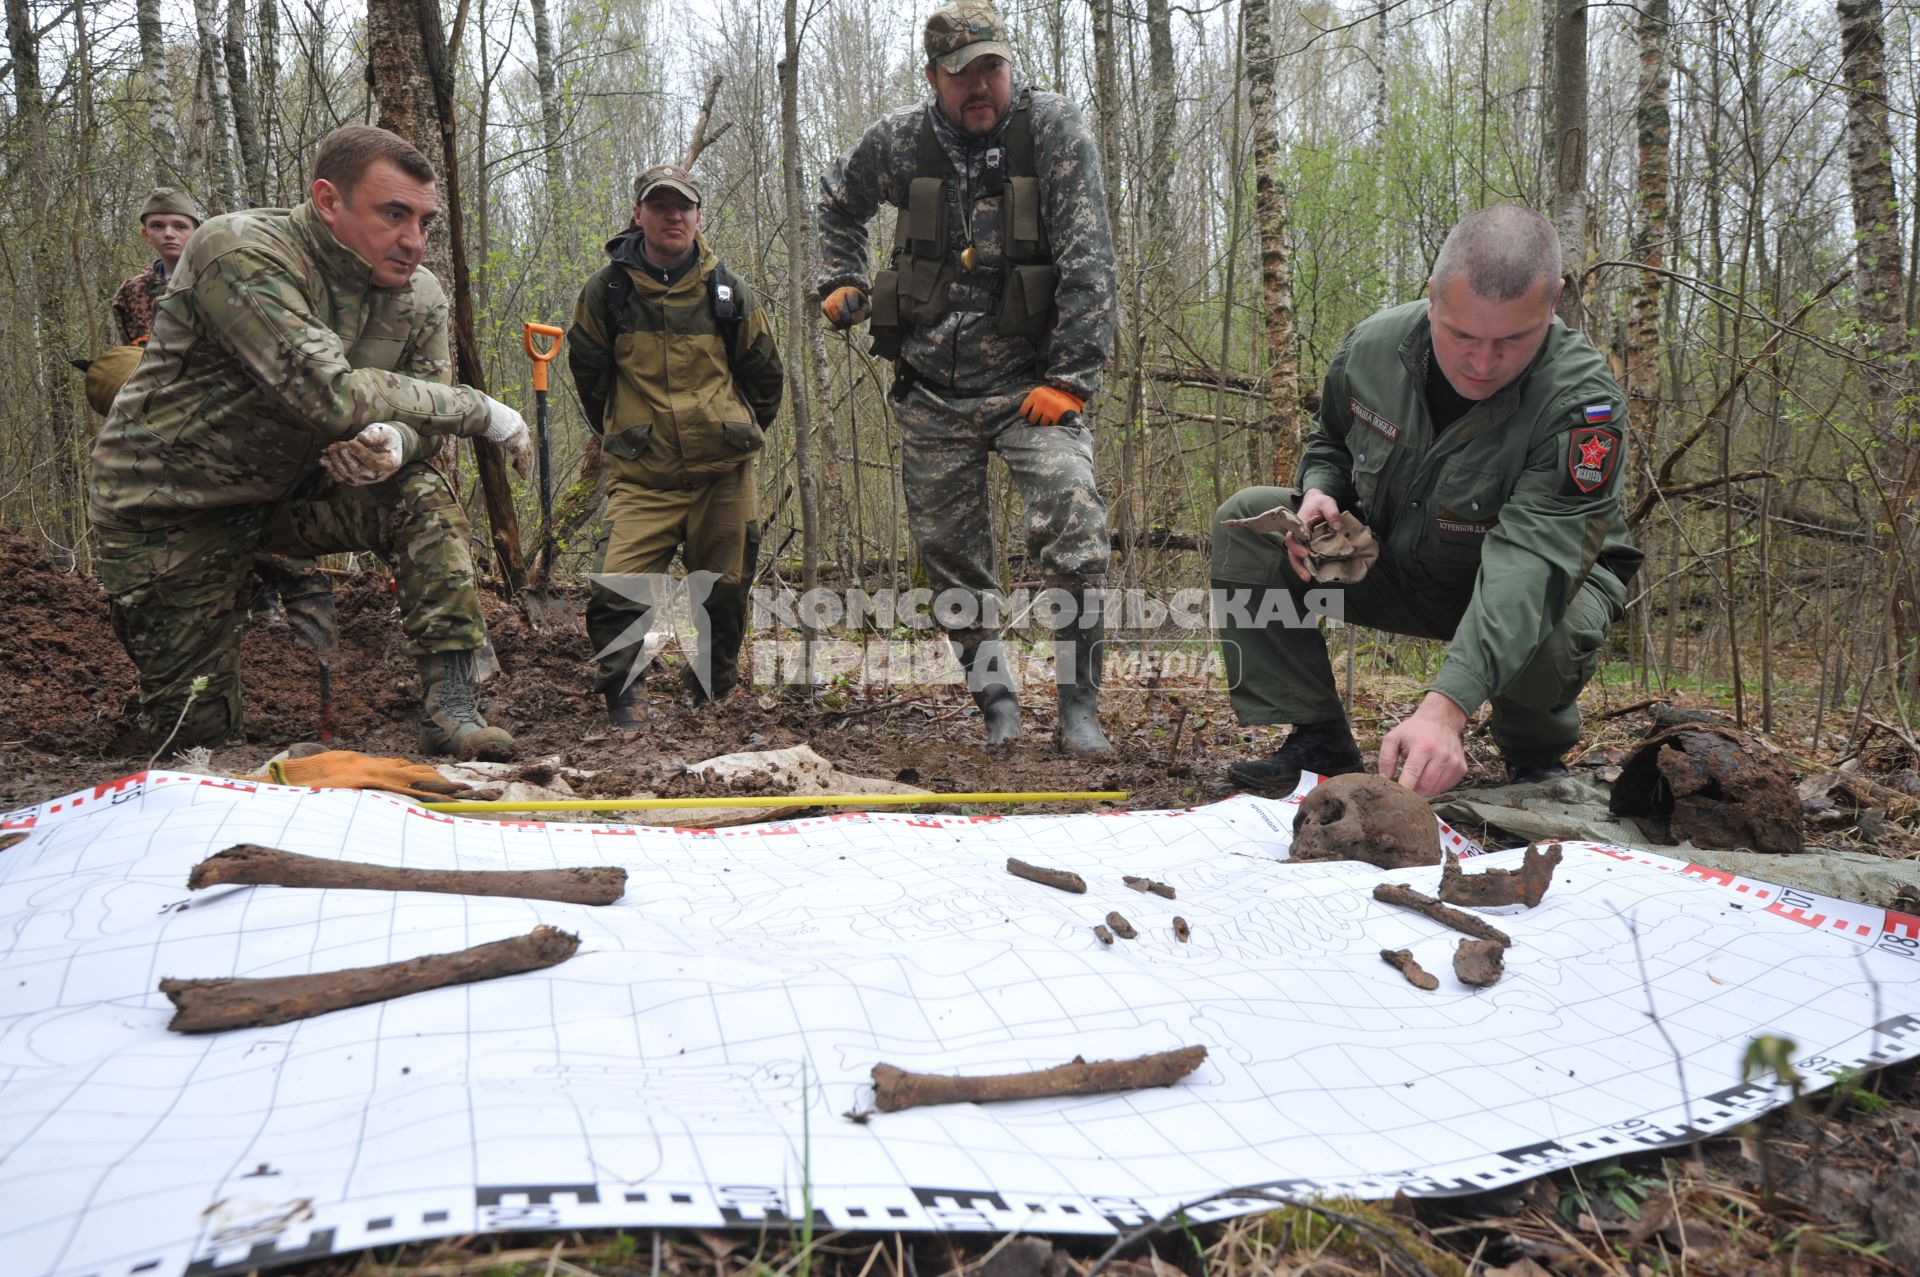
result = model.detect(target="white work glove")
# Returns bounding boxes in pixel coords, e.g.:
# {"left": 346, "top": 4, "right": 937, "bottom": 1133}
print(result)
{"left": 319, "top": 422, "right": 404, "bottom": 486}
{"left": 481, "top": 394, "right": 534, "bottom": 478}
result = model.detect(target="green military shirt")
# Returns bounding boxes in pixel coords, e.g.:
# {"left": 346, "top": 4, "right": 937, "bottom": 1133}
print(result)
{"left": 89, "top": 201, "right": 491, "bottom": 530}
{"left": 1296, "top": 300, "right": 1643, "bottom": 716}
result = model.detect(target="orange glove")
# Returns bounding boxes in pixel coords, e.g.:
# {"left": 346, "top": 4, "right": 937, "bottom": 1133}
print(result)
{"left": 250, "top": 750, "right": 474, "bottom": 801}
{"left": 821, "top": 286, "right": 871, "bottom": 330}
{"left": 1019, "top": 385, "right": 1085, "bottom": 427}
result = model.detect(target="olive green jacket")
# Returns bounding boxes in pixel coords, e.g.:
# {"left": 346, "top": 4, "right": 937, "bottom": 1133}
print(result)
{"left": 1297, "top": 300, "right": 1644, "bottom": 715}
{"left": 568, "top": 231, "right": 784, "bottom": 491}
{"left": 88, "top": 202, "right": 491, "bottom": 531}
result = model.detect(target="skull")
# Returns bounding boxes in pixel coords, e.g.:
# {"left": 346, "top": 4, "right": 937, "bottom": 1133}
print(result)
{"left": 1289, "top": 773, "right": 1439, "bottom": 868}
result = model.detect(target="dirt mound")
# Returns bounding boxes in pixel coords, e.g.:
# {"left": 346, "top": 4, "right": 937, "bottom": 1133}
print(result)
{"left": 0, "top": 530, "right": 135, "bottom": 752}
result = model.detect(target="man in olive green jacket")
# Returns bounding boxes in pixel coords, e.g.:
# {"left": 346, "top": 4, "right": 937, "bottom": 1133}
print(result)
{"left": 1212, "top": 205, "right": 1643, "bottom": 797}
{"left": 90, "top": 125, "right": 534, "bottom": 760}
{"left": 568, "top": 164, "right": 784, "bottom": 725}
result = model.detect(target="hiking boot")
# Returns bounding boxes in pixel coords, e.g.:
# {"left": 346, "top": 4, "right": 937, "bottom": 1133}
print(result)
{"left": 605, "top": 683, "right": 644, "bottom": 730}
{"left": 1503, "top": 755, "right": 1570, "bottom": 785}
{"left": 952, "top": 633, "right": 1022, "bottom": 745}
{"left": 418, "top": 649, "right": 517, "bottom": 761}
{"left": 1227, "top": 719, "right": 1363, "bottom": 794}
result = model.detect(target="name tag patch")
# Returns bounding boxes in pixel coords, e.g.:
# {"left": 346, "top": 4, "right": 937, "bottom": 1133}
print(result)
{"left": 1435, "top": 511, "right": 1496, "bottom": 535}
{"left": 1567, "top": 426, "right": 1621, "bottom": 494}
{"left": 1351, "top": 398, "right": 1401, "bottom": 443}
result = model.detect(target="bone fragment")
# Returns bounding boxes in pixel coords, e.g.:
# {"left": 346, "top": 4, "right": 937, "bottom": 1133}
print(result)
{"left": 1123, "top": 875, "right": 1176, "bottom": 899}
{"left": 1372, "top": 883, "right": 1514, "bottom": 946}
{"left": 1006, "top": 858, "right": 1087, "bottom": 894}
{"left": 870, "top": 1046, "right": 1208, "bottom": 1112}
{"left": 1173, "top": 917, "right": 1191, "bottom": 942}
{"left": 1105, "top": 911, "right": 1137, "bottom": 939}
{"left": 1094, "top": 925, "right": 1114, "bottom": 945}
{"left": 1380, "top": 948, "right": 1438, "bottom": 991}
{"left": 1453, "top": 938, "right": 1509, "bottom": 987}
{"left": 190, "top": 844, "right": 626, "bottom": 905}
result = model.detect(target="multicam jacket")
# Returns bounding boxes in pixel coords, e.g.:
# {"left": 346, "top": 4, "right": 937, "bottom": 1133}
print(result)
{"left": 816, "top": 77, "right": 1116, "bottom": 401}
{"left": 110, "top": 260, "right": 169, "bottom": 344}
{"left": 1297, "top": 300, "right": 1645, "bottom": 715}
{"left": 568, "top": 230, "right": 785, "bottom": 490}
{"left": 88, "top": 202, "right": 491, "bottom": 531}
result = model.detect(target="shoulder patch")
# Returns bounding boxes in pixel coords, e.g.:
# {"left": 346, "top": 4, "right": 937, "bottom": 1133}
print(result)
{"left": 1566, "top": 425, "right": 1622, "bottom": 494}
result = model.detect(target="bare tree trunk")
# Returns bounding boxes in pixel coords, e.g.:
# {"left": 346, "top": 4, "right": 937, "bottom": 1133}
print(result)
{"left": 1626, "top": 0, "right": 1670, "bottom": 450}
{"left": 224, "top": 1, "right": 265, "bottom": 203}
{"left": 258, "top": 0, "right": 280, "bottom": 198}
{"left": 1837, "top": 0, "right": 1917, "bottom": 655}
{"left": 1145, "top": 0, "right": 1174, "bottom": 248}
{"left": 528, "top": 0, "right": 564, "bottom": 206}
{"left": 192, "top": 0, "right": 241, "bottom": 210}
{"left": 137, "top": 0, "right": 184, "bottom": 183}
{"left": 1091, "top": 0, "right": 1121, "bottom": 262}
{"left": 1547, "top": 0, "right": 1588, "bottom": 330}
{"left": 367, "top": 0, "right": 529, "bottom": 599}
{"left": 778, "top": 4, "right": 820, "bottom": 599}
{"left": 1244, "top": 0, "right": 1301, "bottom": 480}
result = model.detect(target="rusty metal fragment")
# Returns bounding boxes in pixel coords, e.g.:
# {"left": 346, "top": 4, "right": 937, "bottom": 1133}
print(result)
{"left": 1453, "top": 938, "right": 1508, "bottom": 987}
{"left": 1610, "top": 724, "right": 1804, "bottom": 852}
{"left": 1438, "top": 843, "right": 1563, "bottom": 908}
{"left": 1372, "top": 883, "right": 1514, "bottom": 945}
{"left": 1007, "top": 858, "right": 1087, "bottom": 893}
{"left": 1380, "top": 948, "right": 1438, "bottom": 991}
{"left": 1123, "top": 875, "right": 1176, "bottom": 899}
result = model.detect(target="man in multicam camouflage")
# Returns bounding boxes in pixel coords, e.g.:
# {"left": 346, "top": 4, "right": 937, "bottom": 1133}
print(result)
{"left": 88, "top": 125, "right": 535, "bottom": 761}
{"left": 816, "top": 0, "right": 1119, "bottom": 758}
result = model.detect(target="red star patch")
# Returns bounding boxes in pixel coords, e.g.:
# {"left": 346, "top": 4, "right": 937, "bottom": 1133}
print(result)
{"left": 1567, "top": 426, "right": 1621, "bottom": 494}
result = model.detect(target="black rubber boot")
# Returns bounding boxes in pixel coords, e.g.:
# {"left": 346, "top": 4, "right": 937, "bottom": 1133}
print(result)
{"left": 1052, "top": 582, "right": 1113, "bottom": 759}
{"left": 418, "top": 650, "right": 517, "bottom": 761}
{"left": 1227, "top": 718, "right": 1363, "bottom": 794}
{"left": 684, "top": 580, "right": 747, "bottom": 703}
{"left": 1503, "top": 755, "right": 1570, "bottom": 785}
{"left": 605, "top": 684, "right": 644, "bottom": 730}
{"left": 952, "top": 632, "right": 1022, "bottom": 745}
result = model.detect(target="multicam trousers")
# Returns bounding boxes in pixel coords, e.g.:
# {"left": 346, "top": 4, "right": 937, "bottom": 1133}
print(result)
{"left": 95, "top": 463, "right": 485, "bottom": 748}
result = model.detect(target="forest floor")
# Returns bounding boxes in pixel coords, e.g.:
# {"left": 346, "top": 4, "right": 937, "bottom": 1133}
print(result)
{"left": 3, "top": 525, "right": 1919, "bottom": 1275}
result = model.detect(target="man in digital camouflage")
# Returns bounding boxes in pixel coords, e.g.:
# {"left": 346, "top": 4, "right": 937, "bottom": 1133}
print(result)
{"left": 102, "top": 186, "right": 341, "bottom": 651}
{"left": 815, "top": 0, "right": 1119, "bottom": 758}
{"left": 89, "top": 125, "right": 536, "bottom": 761}
{"left": 568, "top": 163, "right": 784, "bottom": 726}
{"left": 1213, "top": 205, "right": 1643, "bottom": 797}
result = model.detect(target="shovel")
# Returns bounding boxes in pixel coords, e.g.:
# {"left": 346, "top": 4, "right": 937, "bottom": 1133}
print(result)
{"left": 521, "top": 322, "right": 572, "bottom": 631}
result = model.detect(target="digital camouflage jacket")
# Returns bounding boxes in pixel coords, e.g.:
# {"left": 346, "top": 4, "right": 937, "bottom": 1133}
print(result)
{"left": 1296, "top": 300, "right": 1644, "bottom": 715}
{"left": 89, "top": 201, "right": 491, "bottom": 530}
{"left": 816, "top": 77, "right": 1116, "bottom": 402}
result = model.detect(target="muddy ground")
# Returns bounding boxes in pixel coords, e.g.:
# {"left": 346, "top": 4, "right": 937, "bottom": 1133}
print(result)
{"left": 7, "top": 527, "right": 1920, "bottom": 1274}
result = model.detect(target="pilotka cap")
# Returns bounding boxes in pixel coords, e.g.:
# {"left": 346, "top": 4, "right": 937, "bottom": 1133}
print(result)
{"left": 924, "top": 0, "right": 1013, "bottom": 73}
{"left": 140, "top": 187, "right": 205, "bottom": 225}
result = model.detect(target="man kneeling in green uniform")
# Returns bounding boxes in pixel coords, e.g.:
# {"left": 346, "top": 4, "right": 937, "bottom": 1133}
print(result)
{"left": 1213, "top": 205, "right": 1642, "bottom": 797}
{"left": 90, "top": 125, "right": 534, "bottom": 760}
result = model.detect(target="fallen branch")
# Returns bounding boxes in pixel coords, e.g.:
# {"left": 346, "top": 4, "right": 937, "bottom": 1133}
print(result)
{"left": 1372, "top": 883, "right": 1514, "bottom": 946}
{"left": 189, "top": 845, "right": 628, "bottom": 905}
{"left": 1123, "top": 875, "right": 1176, "bottom": 899}
{"left": 869, "top": 1045, "right": 1207, "bottom": 1113}
{"left": 1437, "top": 843, "right": 1562, "bottom": 909}
{"left": 1006, "top": 858, "right": 1087, "bottom": 894}
{"left": 160, "top": 925, "right": 580, "bottom": 1033}
{"left": 1380, "top": 948, "right": 1437, "bottom": 991}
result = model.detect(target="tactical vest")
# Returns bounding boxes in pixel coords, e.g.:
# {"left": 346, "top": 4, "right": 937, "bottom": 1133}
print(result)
{"left": 868, "top": 92, "right": 1057, "bottom": 360}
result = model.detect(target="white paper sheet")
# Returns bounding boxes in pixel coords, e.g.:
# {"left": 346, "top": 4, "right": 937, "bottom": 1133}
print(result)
{"left": 3, "top": 771, "right": 1916, "bottom": 1277}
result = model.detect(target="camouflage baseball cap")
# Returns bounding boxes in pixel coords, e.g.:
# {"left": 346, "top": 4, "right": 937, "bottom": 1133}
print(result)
{"left": 140, "top": 187, "right": 205, "bottom": 225}
{"left": 924, "top": 0, "right": 1013, "bottom": 73}
{"left": 633, "top": 164, "right": 702, "bottom": 206}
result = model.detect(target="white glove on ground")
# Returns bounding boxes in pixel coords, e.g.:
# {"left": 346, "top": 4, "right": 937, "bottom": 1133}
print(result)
{"left": 320, "top": 422, "right": 404, "bottom": 486}
{"left": 482, "top": 395, "right": 534, "bottom": 478}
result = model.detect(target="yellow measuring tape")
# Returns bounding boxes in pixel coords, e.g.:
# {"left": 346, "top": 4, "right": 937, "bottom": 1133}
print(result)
{"left": 422, "top": 791, "right": 1129, "bottom": 814}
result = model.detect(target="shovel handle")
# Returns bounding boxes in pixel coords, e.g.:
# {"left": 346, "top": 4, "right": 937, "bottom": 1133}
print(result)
{"left": 522, "top": 322, "right": 565, "bottom": 392}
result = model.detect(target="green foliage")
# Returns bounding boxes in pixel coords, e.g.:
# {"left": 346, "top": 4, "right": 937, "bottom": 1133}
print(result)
{"left": 1742, "top": 1034, "right": 1805, "bottom": 1099}
{"left": 1560, "top": 1162, "right": 1661, "bottom": 1224}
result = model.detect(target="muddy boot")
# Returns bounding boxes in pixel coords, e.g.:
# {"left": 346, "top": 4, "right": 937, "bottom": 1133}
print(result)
{"left": 418, "top": 649, "right": 517, "bottom": 761}
{"left": 1226, "top": 718, "right": 1363, "bottom": 795}
{"left": 683, "top": 579, "right": 746, "bottom": 703}
{"left": 952, "top": 632, "right": 1022, "bottom": 745}
{"left": 604, "top": 683, "right": 644, "bottom": 731}
{"left": 1051, "top": 586, "right": 1112, "bottom": 759}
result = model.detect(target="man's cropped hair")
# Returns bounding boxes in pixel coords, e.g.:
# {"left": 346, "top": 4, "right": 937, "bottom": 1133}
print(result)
{"left": 313, "top": 124, "right": 437, "bottom": 195}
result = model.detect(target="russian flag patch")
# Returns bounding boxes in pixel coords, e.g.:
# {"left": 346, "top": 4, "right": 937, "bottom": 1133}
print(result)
{"left": 1584, "top": 403, "right": 1613, "bottom": 424}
